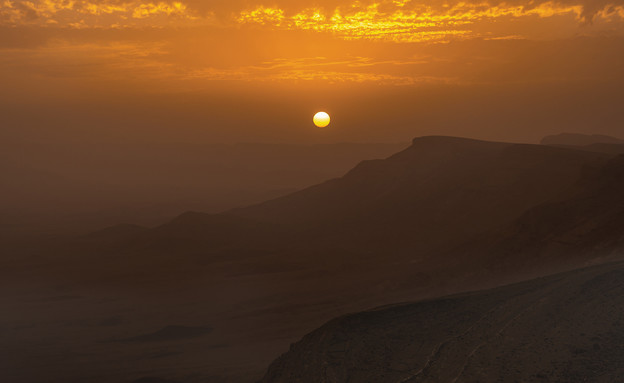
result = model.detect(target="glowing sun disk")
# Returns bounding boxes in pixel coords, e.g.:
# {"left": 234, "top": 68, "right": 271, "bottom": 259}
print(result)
{"left": 313, "top": 112, "right": 330, "bottom": 128}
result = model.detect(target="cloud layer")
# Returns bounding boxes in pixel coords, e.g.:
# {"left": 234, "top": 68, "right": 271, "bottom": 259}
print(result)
{"left": 2, "top": 0, "right": 623, "bottom": 29}
{"left": 0, "top": 0, "right": 623, "bottom": 96}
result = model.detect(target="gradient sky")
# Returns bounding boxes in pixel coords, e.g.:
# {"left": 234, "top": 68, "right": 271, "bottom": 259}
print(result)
{"left": 1, "top": 0, "right": 624, "bottom": 146}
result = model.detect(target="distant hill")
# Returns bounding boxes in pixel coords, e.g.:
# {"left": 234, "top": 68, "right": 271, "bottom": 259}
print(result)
{"left": 260, "top": 261, "right": 624, "bottom": 383}
{"left": 540, "top": 133, "right": 624, "bottom": 156}
{"left": 1, "top": 142, "right": 408, "bottom": 236}
{"left": 232, "top": 136, "right": 609, "bottom": 259}
{"left": 45, "top": 136, "right": 619, "bottom": 281}
{"left": 541, "top": 133, "right": 624, "bottom": 146}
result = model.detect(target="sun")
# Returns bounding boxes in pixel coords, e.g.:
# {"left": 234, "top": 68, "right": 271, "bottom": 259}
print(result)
{"left": 313, "top": 112, "right": 330, "bottom": 128}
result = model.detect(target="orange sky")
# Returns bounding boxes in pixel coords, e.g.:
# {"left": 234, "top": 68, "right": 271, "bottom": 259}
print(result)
{"left": 1, "top": 0, "right": 624, "bottom": 145}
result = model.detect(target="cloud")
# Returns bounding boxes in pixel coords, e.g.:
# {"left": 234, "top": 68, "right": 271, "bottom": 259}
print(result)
{"left": 0, "top": 0, "right": 210, "bottom": 27}
{"left": 233, "top": 2, "right": 588, "bottom": 42}
{"left": 1, "top": 0, "right": 623, "bottom": 30}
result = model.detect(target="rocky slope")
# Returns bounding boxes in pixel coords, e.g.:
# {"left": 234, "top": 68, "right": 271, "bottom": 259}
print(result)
{"left": 260, "top": 261, "right": 624, "bottom": 383}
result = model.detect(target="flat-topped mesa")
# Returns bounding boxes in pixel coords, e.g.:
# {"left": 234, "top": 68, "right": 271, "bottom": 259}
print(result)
{"left": 228, "top": 137, "right": 608, "bottom": 256}
{"left": 407, "top": 135, "right": 511, "bottom": 153}
{"left": 410, "top": 135, "right": 503, "bottom": 146}
{"left": 341, "top": 136, "right": 508, "bottom": 181}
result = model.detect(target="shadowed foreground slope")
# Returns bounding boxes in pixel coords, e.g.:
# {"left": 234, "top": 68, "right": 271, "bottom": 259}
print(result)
{"left": 260, "top": 261, "right": 624, "bottom": 383}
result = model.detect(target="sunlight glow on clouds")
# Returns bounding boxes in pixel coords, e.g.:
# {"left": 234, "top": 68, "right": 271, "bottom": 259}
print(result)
{"left": 1, "top": 0, "right": 622, "bottom": 32}
{"left": 0, "top": 0, "right": 205, "bottom": 27}
{"left": 236, "top": 2, "right": 585, "bottom": 42}
{"left": 0, "top": 0, "right": 624, "bottom": 86}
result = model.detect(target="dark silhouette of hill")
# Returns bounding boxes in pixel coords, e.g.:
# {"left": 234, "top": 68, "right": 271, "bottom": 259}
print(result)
{"left": 37, "top": 136, "right": 618, "bottom": 286}
{"left": 260, "top": 261, "right": 624, "bottom": 383}
{"left": 57, "top": 136, "right": 612, "bottom": 278}
{"left": 229, "top": 136, "right": 609, "bottom": 259}
{"left": 541, "top": 133, "right": 624, "bottom": 155}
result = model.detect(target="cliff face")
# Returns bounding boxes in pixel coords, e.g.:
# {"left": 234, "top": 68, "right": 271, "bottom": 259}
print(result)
{"left": 260, "top": 261, "right": 624, "bottom": 383}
